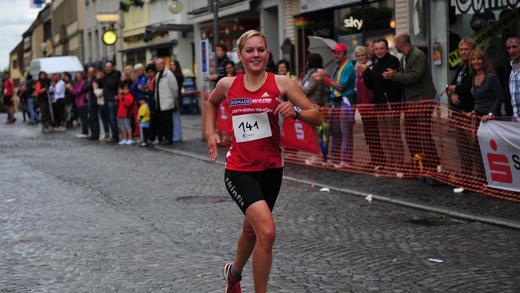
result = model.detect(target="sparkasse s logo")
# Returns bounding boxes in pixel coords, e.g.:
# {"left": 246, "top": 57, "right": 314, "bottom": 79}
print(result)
{"left": 487, "top": 139, "right": 513, "bottom": 183}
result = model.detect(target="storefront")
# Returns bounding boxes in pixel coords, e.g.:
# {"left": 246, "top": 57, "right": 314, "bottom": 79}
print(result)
{"left": 447, "top": 2, "right": 520, "bottom": 76}
{"left": 295, "top": 0, "right": 396, "bottom": 75}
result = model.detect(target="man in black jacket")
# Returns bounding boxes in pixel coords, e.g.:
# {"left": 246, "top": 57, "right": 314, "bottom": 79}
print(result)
{"left": 103, "top": 62, "right": 121, "bottom": 142}
{"left": 360, "top": 39, "right": 404, "bottom": 169}
{"left": 445, "top": 38, "right": 477, "bottom": 178}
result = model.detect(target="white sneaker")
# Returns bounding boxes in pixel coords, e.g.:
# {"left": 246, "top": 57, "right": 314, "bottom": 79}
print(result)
{"left": 76, "top": 133, "right": 88, "bottom": 139}
{"left": 125, "top": 139, "right": 135, "bottom": 145}
{"left": 118, "top": 140, "right": 127, "bottom": 145}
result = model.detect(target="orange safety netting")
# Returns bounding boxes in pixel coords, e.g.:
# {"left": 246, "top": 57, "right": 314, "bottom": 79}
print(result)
{"left": 217, "top": 100, "right": 520, "bottom": 203}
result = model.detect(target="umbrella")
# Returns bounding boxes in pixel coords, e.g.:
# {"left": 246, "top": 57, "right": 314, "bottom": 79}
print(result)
{"left": 308, "top": 36, "right": 337, "bottom": 72}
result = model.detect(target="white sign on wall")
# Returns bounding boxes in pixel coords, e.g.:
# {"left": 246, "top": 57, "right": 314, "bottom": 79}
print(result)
{"left": 451, "top": 0, "right": 520, "bottom": 15}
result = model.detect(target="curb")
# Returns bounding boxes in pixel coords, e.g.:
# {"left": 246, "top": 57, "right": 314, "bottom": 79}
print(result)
{"left": 155, "top": 145, "right": 520, "bottom": 231}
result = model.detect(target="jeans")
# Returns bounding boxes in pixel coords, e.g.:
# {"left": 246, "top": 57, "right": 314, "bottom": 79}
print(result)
{"left": 329, "top": 102, "right": 355, "bottom": 164}
{"left": 172, "top": 110, "right": 183, "bottom": 141}
{"left": 105, "top": 99, "right": 119, "bottom": 141}
{"left": 28, "top": 97, "right": 39, "bottom": 123}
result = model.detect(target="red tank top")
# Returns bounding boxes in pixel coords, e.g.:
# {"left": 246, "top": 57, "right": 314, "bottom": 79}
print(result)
{"left": 225, "top": 73, "right": 283, "bottom": 171}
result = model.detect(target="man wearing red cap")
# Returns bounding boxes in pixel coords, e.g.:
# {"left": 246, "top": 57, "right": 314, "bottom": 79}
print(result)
{"left": 321, "top": 43, "right": 356, "bottom": 168}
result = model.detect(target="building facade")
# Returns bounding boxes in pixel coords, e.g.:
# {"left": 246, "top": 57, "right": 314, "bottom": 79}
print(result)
{"left": 9, "top": 41, "right": 24, "bottom": 85}
{"left": 51, "top": 0, "right": 84, "bottom": 60}
{"left": 83, "top": 0, "right": 122, "bottom": 69}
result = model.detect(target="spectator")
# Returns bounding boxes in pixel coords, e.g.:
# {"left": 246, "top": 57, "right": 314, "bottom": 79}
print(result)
{"left": 62, "top": 72, "right": 75, "bottom": 128}
{"left": 362, "top": 38, "right": 403, "bottom": 169}
{"left": 154, "top": 58, "right": 178, "bottom": 145}
{"left": 2, "top": 72, "right": 15, "bottom": 124}
{"left": 366, "top": 39, "right": 375, "bottom": 61}
{"left": 18, "top": 81, "right": 29, "bottom": 123}
{"left": 70, "top": 72, "right": 89, "bottom": 138}
{"left": 322, "top": 43, "right": 356, "bottom": 168}
{"left": 207, "top": 44, "right": 229, "bottom": 83}
{"left": 121, "top": 64, "right": 135, "bottom": 85}
{"left": 171, "top": 59, "right": 184, "bottom": 142}
{"left": 25, "top": 74, "right": 39, "bottom": 125}
{"left": 445, "top": 38, "right": 477, "bottom": 178}
{"left": 103, "top": 62, "right": 121, "bottom": 143}
{"left": 224, "top": 60, "right": 236, "bottom": 77}
{"left": 85, "top": 67, "right": 100, "bottom": 140}
{"left": 506, "top": 36, "right": 520, "bottom": 118}
{"left": 138, "top": 96, "right": 151, "bottom": 147}
{"left": 144, "top": 64, "right": 159, "bottom": 143}
{"left": 49, "top": 73, "right": 66, "bottom": 131}
{"left": 131, "top": 63, "right": 148, "bottom": 136}
{"left": 384, "top": 33, "right": 441, "bottom": 172}
{"left": 301, "top": 53, "right": 327, "bottom": 165}
{"left": 276, "top": 60, "right": 297, "bottom": 79}
{"left": 354, "top": 46, "right": 383, "bottom": 168}
{"left": 470, "top": 49, "right": 504, "bottom": 120}
{"left": 35, "top": 71, "right": 51, "bottom": 133}
{"left": 235, "top": 61, "right": 245, "bottom": 75}
{"left": 95, "top": 70, "right": 110, "bottom": 140}
{"left": 301, "top": 53, "right": 326, "bottom": 107}
{"left": 116, "top": 81, "right": 136, "bottom": 145}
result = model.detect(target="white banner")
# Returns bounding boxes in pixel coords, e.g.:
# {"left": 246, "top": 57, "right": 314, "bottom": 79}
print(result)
{"left": 477, "top": 120, "right": 520, "bottom": 192}
{"left": 451, "top": 0, "right": 520, "bottom": 15}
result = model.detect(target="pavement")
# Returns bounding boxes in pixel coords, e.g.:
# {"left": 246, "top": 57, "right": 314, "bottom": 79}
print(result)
{"left": 1, "top": 113, "right": 520, "bottom": 292}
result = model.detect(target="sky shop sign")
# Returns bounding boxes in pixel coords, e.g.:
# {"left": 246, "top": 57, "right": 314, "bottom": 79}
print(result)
{"left": 344, "top": 16, "right": 363, "bottom": 30}
{"left": 451, "top": 0, "right": 520, "bottom": 15}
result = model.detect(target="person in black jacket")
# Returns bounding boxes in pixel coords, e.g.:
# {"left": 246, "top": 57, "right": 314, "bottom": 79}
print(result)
{"left": 360, "top": 39, "right": 404, "bottom": 170}
{"left": 85, "top": 67, "right": 100, "bottom": 140}
{"left": 103, "top": 62, "right": 121, "bottom": 142}
{"left": 445, "top": 38, "right": 477, "bottom": 179}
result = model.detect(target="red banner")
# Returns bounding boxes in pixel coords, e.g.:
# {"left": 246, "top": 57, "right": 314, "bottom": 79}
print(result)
{"left": 281, "top": 118, "right": 320, "bottom": 154}
{"left": 217, "top": 100, "right": 232, "bottom": 133}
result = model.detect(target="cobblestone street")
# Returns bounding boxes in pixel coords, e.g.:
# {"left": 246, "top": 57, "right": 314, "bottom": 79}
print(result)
{"left": 1, "top": 118, "right": 520, "bottom": 293}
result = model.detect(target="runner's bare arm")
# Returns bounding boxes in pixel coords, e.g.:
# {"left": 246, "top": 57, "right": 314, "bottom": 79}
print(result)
{"left": 274, "top": 75, "right": 323, "bottom": 127}
{"left": 205, "top": 77, "right": 234, "bottom": 160}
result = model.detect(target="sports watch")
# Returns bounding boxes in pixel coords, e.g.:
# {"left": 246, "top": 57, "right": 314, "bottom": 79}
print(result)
{"left": 293, "top": 106, "right": 302, "bottom": 120}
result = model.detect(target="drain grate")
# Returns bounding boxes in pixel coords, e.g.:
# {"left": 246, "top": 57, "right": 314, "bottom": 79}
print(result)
{"left": 176, "top": 195, "right": 231, "bottom": 204}
{"left": 407, "top": 217, "right": 460, "bottom": 227}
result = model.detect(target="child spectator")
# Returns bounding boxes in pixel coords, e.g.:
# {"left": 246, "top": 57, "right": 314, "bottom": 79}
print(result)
{"left": 117, "top": 81, "right": 136, "bottom": 145}
{"left": 138, "top": 97, "right": 151, "bottom": 147}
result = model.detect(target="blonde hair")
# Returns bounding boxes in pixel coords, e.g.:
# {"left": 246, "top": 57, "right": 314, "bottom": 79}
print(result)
{"left": 469, "top": 48, "right": 495, "bottom": 75}
{"left": 459, "top": 38, "right": 476, "bottom": 49}
{"left": 237, "top": 30, "right": 268, "bottom": 53}
{"left": 354, "top": 46, "right": 368, "bottom": 56}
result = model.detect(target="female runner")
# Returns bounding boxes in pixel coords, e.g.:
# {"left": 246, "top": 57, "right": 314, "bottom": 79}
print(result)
{"left": 205, "top": 30, "right": 322, "bottom": 293}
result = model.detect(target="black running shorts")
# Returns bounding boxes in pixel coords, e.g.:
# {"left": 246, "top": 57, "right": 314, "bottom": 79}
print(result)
{"left": 224, "top": 168, "right": 283, "bottom": 214}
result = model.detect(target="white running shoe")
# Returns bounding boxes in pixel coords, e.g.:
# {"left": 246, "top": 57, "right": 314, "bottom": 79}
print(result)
{"left": 125, "top": 139, "right": 135, "bottom": 145}
{"left": 118, "top": 140, "right": 127, "bottom": 145}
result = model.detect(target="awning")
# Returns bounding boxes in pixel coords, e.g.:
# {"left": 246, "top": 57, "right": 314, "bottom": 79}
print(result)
{"left": 145, "top": 23, "right": 193, "bottom": 34}
{"left": 119, "top": 39, "right": 178, "bottom": 53}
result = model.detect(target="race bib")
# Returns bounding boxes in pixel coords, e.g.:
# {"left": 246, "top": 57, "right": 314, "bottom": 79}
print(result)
{"left": 232, "top": 112, "right": 272, "bottom": 143}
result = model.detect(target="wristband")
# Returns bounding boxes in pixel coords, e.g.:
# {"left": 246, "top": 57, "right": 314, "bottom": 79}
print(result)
{"left": 324, "top": 76, "right": 332, "bottom": 86}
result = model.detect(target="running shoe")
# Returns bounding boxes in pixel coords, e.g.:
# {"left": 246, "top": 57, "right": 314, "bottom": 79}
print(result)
{"left": 76, "top": 133, "right": 88, "bottom": 139}
{"left": 118, "top": 139, "right": 127, "bottom": 145}
{"left": 125, "top": 139, "right": 136, "bottom": 145}
{"left": 223, "top": 263, "right": 242, "bottom": 293}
